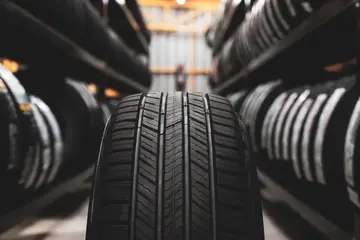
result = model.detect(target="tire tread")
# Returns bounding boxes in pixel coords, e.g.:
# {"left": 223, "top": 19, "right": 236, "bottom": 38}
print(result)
{"left": 87, "top": 92, "right": 263, "bottom": 240}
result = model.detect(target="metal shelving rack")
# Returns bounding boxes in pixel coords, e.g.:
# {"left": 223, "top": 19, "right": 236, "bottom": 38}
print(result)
{"left": 258, "top": 170, "right": 353, "bottom": 240}
{"left": 0, "top": 0, "right": 150, "bottom": 94}
{"left": 213, "top": 0, "right": 356, "bottom": 95}
{"left": 220, "top": 0, "right": 360, "bottom": 238}
{"left": 124, "top": 0, "right": 151, "bottom": 44}
{"left": 107, "top": 0, "right": 149, "bottom": 55}
{"left": 211, "top": 1, "right": 246, "bottom": 56}
{"left": 0, "top": 0, "right": 151, "bottom": 233}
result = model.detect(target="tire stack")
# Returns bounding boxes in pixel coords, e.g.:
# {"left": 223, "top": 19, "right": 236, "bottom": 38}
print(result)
{"left": 345, "top": 93, "right": 360, "bottom": 214}
{"left": 0, "top": 63, "right": 112, "bottom": 211}
{"left": 216, "top": 0, "right": 328, "bottom": 83}
{"left": 228, "top": 75, "right": 360, "bottom": 230}
{"left": 227, "top": 90, "right": 248, "bottom": 113}
{"left": 11, "top": 0, "right": 152, "bottom": 89}
{"left": 238, "top": 80, "right": 285, "bottom": 154}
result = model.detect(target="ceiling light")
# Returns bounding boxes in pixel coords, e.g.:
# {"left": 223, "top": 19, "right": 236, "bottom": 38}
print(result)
{"left": 233, "top": 0, "right": 243, "bottom": 5}
{"left": 115, "top": 0, "right": 125, "bottom": 5}
{"left": 177, "top": 0, "right": 186, "bottom": 5}
{"left": 244, "top": 0, "right": 251, "bottom": 7}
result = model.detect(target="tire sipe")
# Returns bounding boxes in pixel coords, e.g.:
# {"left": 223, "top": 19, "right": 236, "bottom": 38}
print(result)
{"left": 86, "top": 92, "right": 264, "bottom": 240}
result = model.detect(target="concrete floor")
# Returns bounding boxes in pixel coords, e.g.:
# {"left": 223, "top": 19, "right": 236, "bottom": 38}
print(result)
{"left": 0, "top": 168, "right": 349, "bottom": 240}
{"left": 2, "top": 171, "right": 349, "bottom": 240}
{"left": 1, "top": 198, "right": 289, "bottom": 240}
{"left": 2, "top": 170, "right": 350, "bottom": 240}
{"left": 0, "top": 171, "right": 343, "bottom": 240}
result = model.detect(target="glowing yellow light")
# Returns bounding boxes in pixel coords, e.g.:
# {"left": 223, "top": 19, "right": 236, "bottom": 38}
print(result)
{"left": 19, "top": 103, "right": 32, "bottom": 112}
{"left": 2, "top": 59, "right": 19, "bottom": 73}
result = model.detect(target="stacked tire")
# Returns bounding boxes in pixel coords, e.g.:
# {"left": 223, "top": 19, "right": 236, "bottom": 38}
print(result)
{"left": 0, "top": 63, "right": 63, "bottom": 208}
{"left": 0, "top": 63, "right": 110, "bottom": 211}
{"left": 215, "top": 0, "right": 327, "bottom": 83}
{"left": 227, "top": 75, "right": 360, "bottom": 230}
{"left": 11, "top": 0, "right": 152, "bottom": 89}
{"left": 230, "top": 76, "right": 359, "bottom": 187}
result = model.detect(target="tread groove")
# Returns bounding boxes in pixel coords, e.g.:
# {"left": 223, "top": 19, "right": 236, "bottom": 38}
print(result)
{"left": 157, "top": 93, "right": 167, "bottom": 240}
{"left": 130, "top": 95, "right": 147, "bottom": 240}
{"left": 204, "top": 94, "right": 217, "bottom": 240}
{"left": 163, "top": 93, "right": 184, "bottom": 240}
{"left": 183, "top": 93, "right": 191, "bottom": 240}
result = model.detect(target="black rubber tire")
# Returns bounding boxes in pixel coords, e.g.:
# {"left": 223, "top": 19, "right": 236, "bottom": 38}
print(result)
{"left": 30, "top": 79, "right": 104, "bottom": 177}
{"left": 296, "top": 81, "right": 336, "bottom": 182}
{"left": 30, "top": 96, "right": 52, "bottom": 189}
{"left": 227, "top": 90, "right": 248, "bottom": 113}
{"left": 100, "top": 102, "right": 112, "bottom": 127}
{"left": 0, "top": 64, "right": 38, "bottom": 190}
{"left": 86, "top": 92, "right": 264, "bottom": 240}
{"left": 0, "top": 78, "right": 21, "bottom": 206}
{"left": 31, "top": 96, "right": 64, "bottom": 185}
{"left": 315, "top": 76, "right": 357, "bottom": 187}
{"left": 11, "top": 0, "right": 152, "bottom": 87}
{"left": 57, "top": 80, "right": 104, "bottom": 174}
{"left": 124, "top": 0, "right": 151, "bottom": 43}
{"left": 0, "top": 78, "right": 19, "bottom": 172}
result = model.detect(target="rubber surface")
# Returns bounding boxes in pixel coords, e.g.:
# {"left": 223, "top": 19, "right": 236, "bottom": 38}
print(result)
{"left": 315, "top": 76, "right": 357, "bottom": 186}
{"left": 30, "top": 96, "right": 51, "bottom": 189}
{"left": 227, "top": 90, "right": 248, "bottom": 113}
{"left": 12, "top": 0, "right": 152, "bottom": 87}
{"left": 29, "top": 79, "right": 104, "bottom": 177}
{"left": 31, "top": 96, "right": 64, "bottom": 184}
{"left": 60, "top": 80, "right": 104, "bottom": 173}
{"left": 100, "top": 103, "right": 112, "bottom": 127}
{"left": 214, "top": 0, "right": 330, "bottom": 84}
{"left": 86, "top": 92, "right": 264, "bottom": 240}
{"left": 0, "top": 64, "right": 38, "bottom": 189}
{"left": 0, "top": 78, "right": 21, "bottom": 198}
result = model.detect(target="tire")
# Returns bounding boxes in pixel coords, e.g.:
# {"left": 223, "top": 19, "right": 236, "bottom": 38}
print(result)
{"left": 100, "top": 102, "right": 112, "bottom": 126}
{"left": 0, "top": 79, "right": 19, "bottom": 173}
{"left": 297, "top": 81, "right": 334, "bottom": 182}
{"left": 227, "top": 90, "right": 248, "bottom": 113}
{"left": 13, "top": 0, "right": 152, "bottom": 88}
{"left": 30, "top": 96, "right": 52, "bottom": 189}
{"left": 315, "top": 76, "right": 356, "bottom": 186}
{"left": 0, "top": 78, "right": 21, "bottom": 205}
{"left": 31, "top": 96, "right": 64, "bottom": 185}
{"left": 86, "top": 92, "right": 264, "bottom": 240}
{"left": 57, "top": 80, "right": 104, "bottom": 174}
{"left": 281, "top": 87, "right": 311, "bottom": 162}
{"left": 30, "top": 79, "right": 104, "bottom": 177}
{"left": 249, "top": 80, "right": 283, "bottom": 153}
{"left": 345, "top": 88, "right": 360, "bottom": 210}
{"left": 0, "top": 64, "right": 38, "bottom": 190}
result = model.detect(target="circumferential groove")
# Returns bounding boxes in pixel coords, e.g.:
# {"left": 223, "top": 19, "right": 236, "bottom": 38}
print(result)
{"left": 88, "top": 114, "right": 113, "bottom": 229}
{"left": 183, "top": 93, "right": 191, "bottom": 240}
{"left": 157, "top": 93, "right": 167, "bottom": 240}
{"left": 204, "top": 94, "right": 217, "bottom": 240}
{"left": 130, "top": 95, "right": 147, "bottom": 240}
